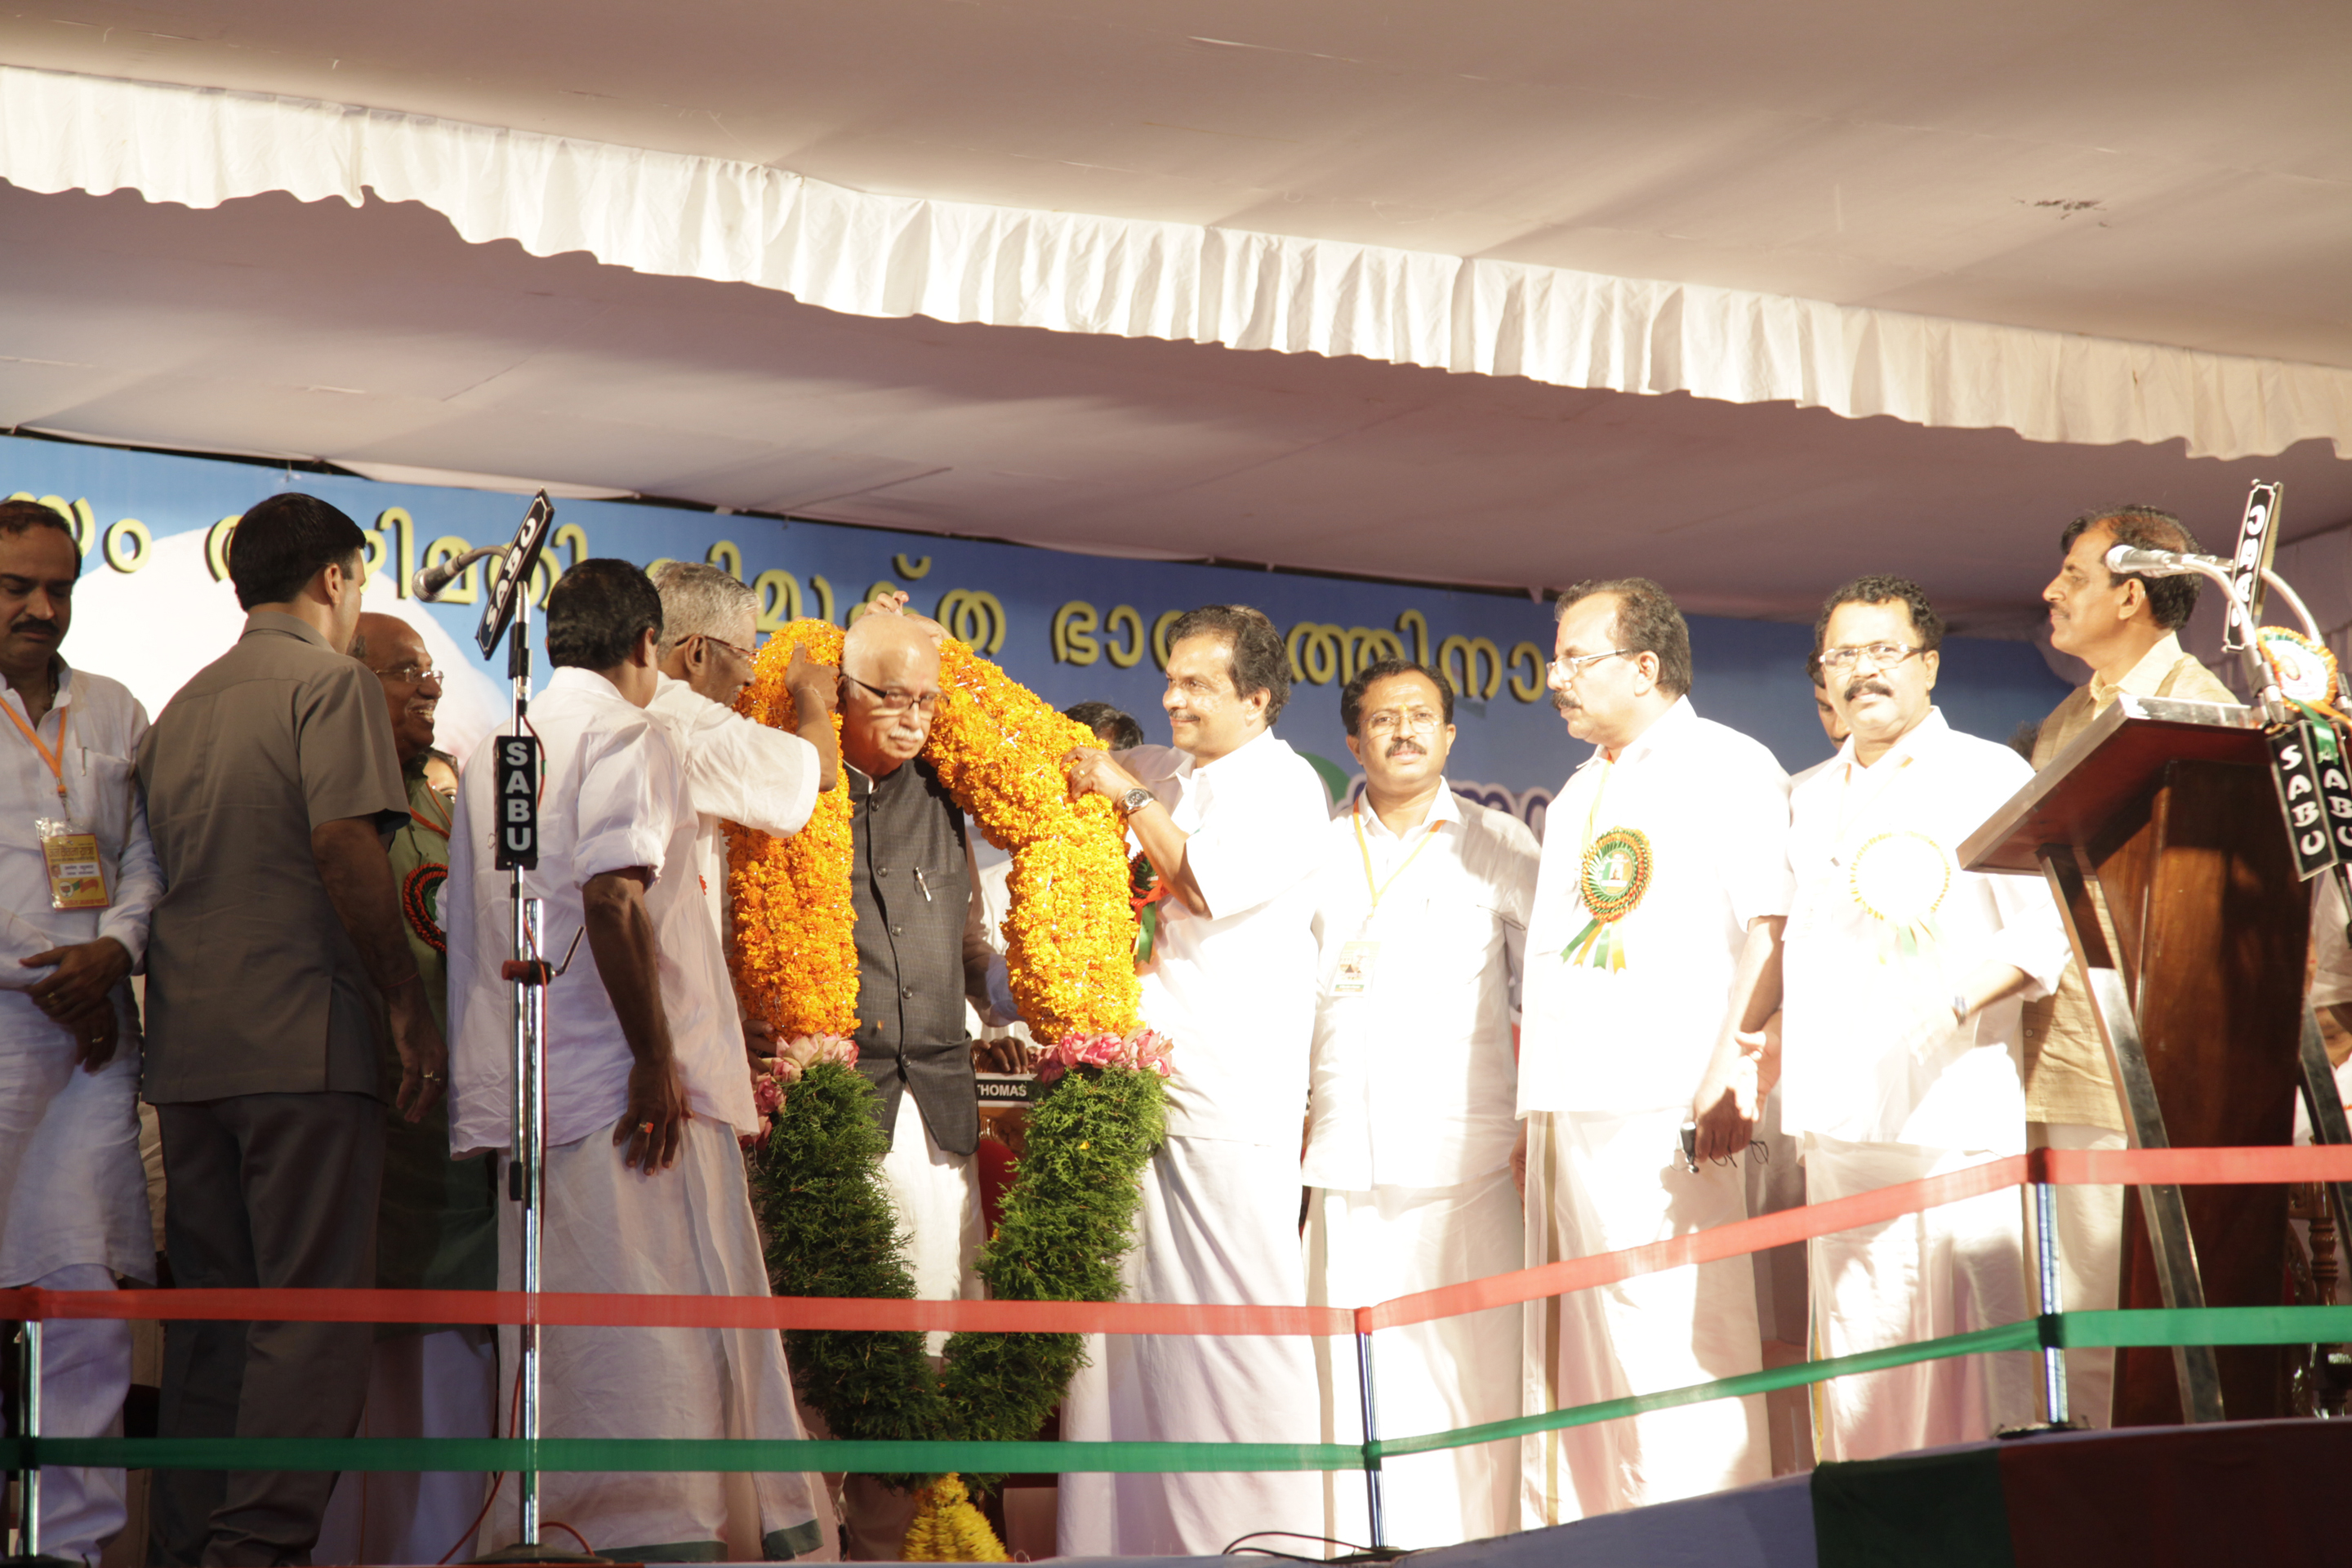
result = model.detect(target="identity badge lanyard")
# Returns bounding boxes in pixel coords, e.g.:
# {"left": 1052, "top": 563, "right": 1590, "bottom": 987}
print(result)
{"left": 3, "top": 698, "right": 109, "bottom": 911}
{"left": 1561, "top": 754, "right": 1650, "bottom": 970}
{"left": 1332, "top": 804, "right": 1441, "bottom": 996}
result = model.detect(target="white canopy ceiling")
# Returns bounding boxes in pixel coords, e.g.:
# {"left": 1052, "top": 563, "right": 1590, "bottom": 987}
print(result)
{"left": 1, "top": 1, "right": 2347, "bottom": 629}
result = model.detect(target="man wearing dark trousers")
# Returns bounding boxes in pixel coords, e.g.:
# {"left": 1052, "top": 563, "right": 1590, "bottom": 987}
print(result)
{"left": 137, "top": 492, "right": 443, "bottom": 1566}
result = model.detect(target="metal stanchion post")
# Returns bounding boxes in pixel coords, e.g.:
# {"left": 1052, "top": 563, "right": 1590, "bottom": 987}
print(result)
{"left": 1354, "top": 1327, "right": 1385, "bottom": 1551}
{"left": 5, "top": 1317, "right": 71, "bottom": 1567}
{"left": 2030, "top": 1173, "right": 2071, "bottom": 1429}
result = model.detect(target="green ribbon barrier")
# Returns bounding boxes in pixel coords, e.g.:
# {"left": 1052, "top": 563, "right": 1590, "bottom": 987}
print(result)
{"left": 10, "top": 1306, "right": 2349, "bottom": 1474}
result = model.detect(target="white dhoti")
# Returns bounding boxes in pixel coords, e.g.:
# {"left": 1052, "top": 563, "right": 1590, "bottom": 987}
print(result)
{"left": 1520, "top": 1108, "right": 1766, "bottom": 1527}
{"left": 1307, "top": 1172, "right": 1520, "bottom": 1549}
{"left": 314, "top": 1328, "right": 498, "bottom": 1566}
{"left": 2, "top": 1004, "right": 153, "bottom": 1566}
{"left": 2029, "top": 1121, "right": 2126, "bottom": 1428}
{"left": 876, "top": 1107, "right": 983, "bottom": 1356}
{"left": 1058, "top": 1134, "right": 1323, "bottom": 1559}
{"left": 1805, "top": 1135, "right": 2036, "bottom": 1463}
{"left": 481, "top": 1115, "right": 835, "bottom": 1561}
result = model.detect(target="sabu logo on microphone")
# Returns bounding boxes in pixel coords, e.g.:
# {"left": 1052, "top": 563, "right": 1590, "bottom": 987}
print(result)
{"left": 495, "top": 734, "right": 541, "bottom": 870}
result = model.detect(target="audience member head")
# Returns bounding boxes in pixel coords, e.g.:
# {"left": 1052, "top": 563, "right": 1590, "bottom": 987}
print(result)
{"left": 1814, "top": 574, "right": 1942, "bottom": 765}
{"left": 226, "top": 492, "right": 369, "bottom": 653}
{"left": 1162, "top": 604, "right": 1286, "bottom": 764}
{"left": 652, "top": 561, "right": 760, "bottom": 705}
{"left": 2046, "top": 505, "right": 2203, "bottom": 676}
{"left": 1807, "top": 653, "right": 1849, "bottom": 746}
{"left": 1548, "top": 577, "right": 1688, "bottom": 753}
{"left": 546, "top": 559, "right": 665, "bottom": 707}
{"left": 1342, "top": 657, "right": 1455, "bottom": 806}
{"left": 352, "top": 612, "right": 442, "bottom": 765}
{"left": 0, "top": 500, "right": 81, "bottom": 688}
{"left": 1062, "top": 700, "right": 1145, "bottom": 751}
{"left": 840, "top": 610, "right": 942, "bottom": 778}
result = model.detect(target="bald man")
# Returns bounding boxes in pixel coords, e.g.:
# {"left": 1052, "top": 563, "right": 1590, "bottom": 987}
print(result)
{"left": 831, "top": 606, "right": 1003, "bottom": 1557}
{"left": 317, "top": 613, "right": 497, "bottom": 1565}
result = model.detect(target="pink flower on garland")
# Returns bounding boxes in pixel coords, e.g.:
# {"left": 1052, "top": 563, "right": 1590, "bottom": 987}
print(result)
{"left": 1034, "top": 1027, "right": 1175, "bottom": 1086}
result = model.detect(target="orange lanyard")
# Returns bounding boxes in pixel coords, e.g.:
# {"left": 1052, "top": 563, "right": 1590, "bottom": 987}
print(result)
{"left": 1, "top": 696, "right": 70, "bottom": 815}
{"left": 1353, "top": 803, "right": 1442, "bottom": 911}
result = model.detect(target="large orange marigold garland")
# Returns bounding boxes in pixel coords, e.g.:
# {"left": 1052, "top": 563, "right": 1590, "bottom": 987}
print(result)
{"left": 724, "top": 617, "right": 1163, "bottom": 1559}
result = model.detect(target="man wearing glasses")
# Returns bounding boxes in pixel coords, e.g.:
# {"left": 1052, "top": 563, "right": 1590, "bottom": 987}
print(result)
{"left": 1778, "top": 576, "right": 2069, "bottom": 1463}
{"left": 1301, "top": 657, "right": 1537, "bottom": 1547}
{"left": 1516, "top": 578, "right": 1786, "bottom": 1524}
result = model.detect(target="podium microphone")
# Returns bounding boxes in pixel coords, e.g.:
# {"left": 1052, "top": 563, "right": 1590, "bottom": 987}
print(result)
{"left": 2105, "top": 545, "right": 2231, "bottom": 579}
{"left": 412, "top": 543, "right": 501, "bottom": 601}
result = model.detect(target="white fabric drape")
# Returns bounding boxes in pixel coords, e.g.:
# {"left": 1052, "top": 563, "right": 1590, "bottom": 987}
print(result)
{"left": 4, "top": 64, "right": 2348, "bottom": 463}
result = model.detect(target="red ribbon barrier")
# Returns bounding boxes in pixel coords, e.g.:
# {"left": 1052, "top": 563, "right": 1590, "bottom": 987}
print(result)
{"left": 11, "top": 1144, "right": 2347, "bottom": 1339}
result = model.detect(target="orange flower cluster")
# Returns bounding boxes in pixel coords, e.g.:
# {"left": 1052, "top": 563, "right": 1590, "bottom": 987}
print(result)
{"left": 725, "top": 621, "right": 858, "bottom": 1039}
{"left": 724, "top": 619, "right": 1142, "bottom": 1048}
{"left": 928, "top": 641, "right": 1141, "bottom": 1043}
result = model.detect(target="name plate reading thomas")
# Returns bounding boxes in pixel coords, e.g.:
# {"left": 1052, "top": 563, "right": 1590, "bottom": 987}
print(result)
{"left": 975, "top": 1072, "right": 1038, "bottom": 1105}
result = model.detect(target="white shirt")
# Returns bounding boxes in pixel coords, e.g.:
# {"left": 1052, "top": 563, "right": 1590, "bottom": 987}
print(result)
{"left": 1780, "top": 707, "right": 2072, "bottom": 1152}
{"left": 0, "top": 661, "right": 160, "bottom": 992}
{"left": 449, "top": 667, "right": 755, "bottom": 1155}
{"left": 644, "top": 674, "right": 820, "bottom": 943}
{"left": 1124, "top": 728, "right": 1332, "bottom": 1147}
{"left": 1304, "top": 782, "right": 1537, "bottom": 1190}
{"left": 1519, "top": 697, "right": 1793, "bottom": 1118}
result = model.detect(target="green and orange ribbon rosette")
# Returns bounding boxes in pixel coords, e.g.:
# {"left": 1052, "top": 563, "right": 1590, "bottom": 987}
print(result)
{"left": 1561, "top": 825, "right": 1651, "bottom": 971}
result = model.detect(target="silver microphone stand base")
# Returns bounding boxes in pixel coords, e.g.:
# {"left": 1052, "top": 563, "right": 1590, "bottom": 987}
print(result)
{"left": 463, "top": 1543, "right": 606, "bottom": 1564}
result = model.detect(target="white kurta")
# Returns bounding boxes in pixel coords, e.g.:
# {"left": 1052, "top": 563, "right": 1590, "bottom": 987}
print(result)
{"left": 1303, "top": 784, "right": 1535, "bottom": 1548}
{"left": 1058, "top": 728, "right": 1331, "bottom": 1560}
{"left": 1517, "top": 697, "right": 1786, "bottom": 1524}
{"left": 644, "top": 673, "right": 819, "bottom": 951}
{"left": 448, "top": 666, "right": 825, "bottom": 1557}
{"left": 1780, "top": 708, "right": 2070, "bottom": 1463}
{"left": 0, "top": 662, "right": 160, "bottom": 1566}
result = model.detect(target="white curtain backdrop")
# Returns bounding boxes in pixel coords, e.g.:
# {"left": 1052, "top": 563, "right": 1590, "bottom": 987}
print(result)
{"left": 5, "top": 63, "right": 2348, "bottom": 463}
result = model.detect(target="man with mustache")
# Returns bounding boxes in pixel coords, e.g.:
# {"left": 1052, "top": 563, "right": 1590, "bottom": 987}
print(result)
{"left": 1515, "top": 578, "right": 1785, "bottom": 1523}
{"left": 314, "top": 612, "right": 497, "bottom": 1565}
{"left": 0, "top": 498, "right": 161, "bottom": 1564}
{"left": 2025, "top": 506, "right": 2232, "bottom": 1428}
{"left": 1779, "top": 576, "right": 2070, "bottom": 1462}
{"left": 1058, "top": 604, "right": 1332, "bottom": 1558}
{"left": 1301, "top": 658, "right": 1536, "bottom": 1546}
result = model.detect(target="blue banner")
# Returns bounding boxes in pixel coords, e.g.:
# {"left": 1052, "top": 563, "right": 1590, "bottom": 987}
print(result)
{"left": 4, "top": 433, "right": 2069, "bottom": 839}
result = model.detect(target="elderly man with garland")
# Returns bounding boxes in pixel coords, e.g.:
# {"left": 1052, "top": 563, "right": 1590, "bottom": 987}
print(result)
{"left": 827, "top": 601, "right": 1009, "bottom": 1558}
{"left": 314, "top": 612, "right": 498, "bottom": 1566}
{"left": 2026, "top": 506, "right": 2234, "bottom": 1427}
{"left": 1514, "top": 578, "right": 1784, "bottom": 1523}
{"left": 0, "top": 499, "right": 161, "bottom": 1565}
{"left": 1303, "top": 657, "right": 1536, "bottom": 1548}
{"left": 1781, "top": 575, "right": 2071, "bottom": 1462}
{"left": 448, "top": 560, "right": 829, "bottom": 1561}
{"left": 1058, "top": 604, "right": 1334, "bottom": 1559}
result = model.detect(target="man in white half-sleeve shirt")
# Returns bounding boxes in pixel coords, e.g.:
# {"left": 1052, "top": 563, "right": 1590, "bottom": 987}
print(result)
{"left": 1058, "top": 604, "right": 1332, "bottom": 1558}
{"left": 0, "top": 500, "right": 161, "bottom": 1565}
{"left": 1305, "top": 657, "right": 1536, "bottom": 1548}
{"left": 1781, "top": 575, "right": 2070, "bottom": 1463}
{"left": 1516, "top": 577, "right": 1784, "bottom": 1525}
{"left": 448, "top": 561, "right": 829, "bottom": 1561}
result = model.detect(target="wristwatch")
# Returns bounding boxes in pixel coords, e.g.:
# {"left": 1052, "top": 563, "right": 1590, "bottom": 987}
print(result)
{"left": 1117, "top": 786, "right": 1157, "bottom": 818}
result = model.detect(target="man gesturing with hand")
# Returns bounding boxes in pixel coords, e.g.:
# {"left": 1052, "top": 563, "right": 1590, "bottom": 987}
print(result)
{"left": 447, "top": 559, "right": 827, "bottom": 1561}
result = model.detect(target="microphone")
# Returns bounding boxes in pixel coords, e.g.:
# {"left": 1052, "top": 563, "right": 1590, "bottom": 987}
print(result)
{"left": 412, "top": 544, "right": 502, "bottom": 601}
{"left": 2105, "top": 544, "right": 2231, "bottom": 579}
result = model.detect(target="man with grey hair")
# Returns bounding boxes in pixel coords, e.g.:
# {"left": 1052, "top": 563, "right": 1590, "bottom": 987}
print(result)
{"left": 647, "top": 563, "right": 838, "bottom": 1075}
{"left": 1516, "top": 577, "right": 1785, "bottom": 1521}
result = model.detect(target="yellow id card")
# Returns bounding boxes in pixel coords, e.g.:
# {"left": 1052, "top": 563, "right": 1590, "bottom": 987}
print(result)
{"left": 39, "top": 821, "right": 109, "bottom": 911}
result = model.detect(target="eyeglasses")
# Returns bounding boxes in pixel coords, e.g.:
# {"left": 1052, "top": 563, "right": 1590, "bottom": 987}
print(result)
{"left": 842, "top": 671, "right": 942, "bottom": 716}
{"left": 1363, "top": 706, "right": 1445, "bottom": 739}
{"left": 1818, "top": 643, "right": 1925, "bottom": 672}
{"left": 697, "top": 632, "right": 756, "bottom": 662}
{"left": 376, "top": 661, "right": 443, "bottom": 688}
{"left": 1547, "top": 648, "right": 1635, "bottom": 682}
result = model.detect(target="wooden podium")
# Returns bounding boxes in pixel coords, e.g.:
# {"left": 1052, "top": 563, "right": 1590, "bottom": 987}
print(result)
{"left": 1960, "top": 693, "right": 2332, "bottom": 1427}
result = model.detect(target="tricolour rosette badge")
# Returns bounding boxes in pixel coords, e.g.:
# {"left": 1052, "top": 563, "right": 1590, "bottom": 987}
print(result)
{"left": 1561, "top": 825, "right": 1651, "bottom": 971}
{"left": 2260, "top": 626, "right": 2346, "bottom": 720}
{"left": 1848, "top": 829, "right": 1950, "bottom": 960}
